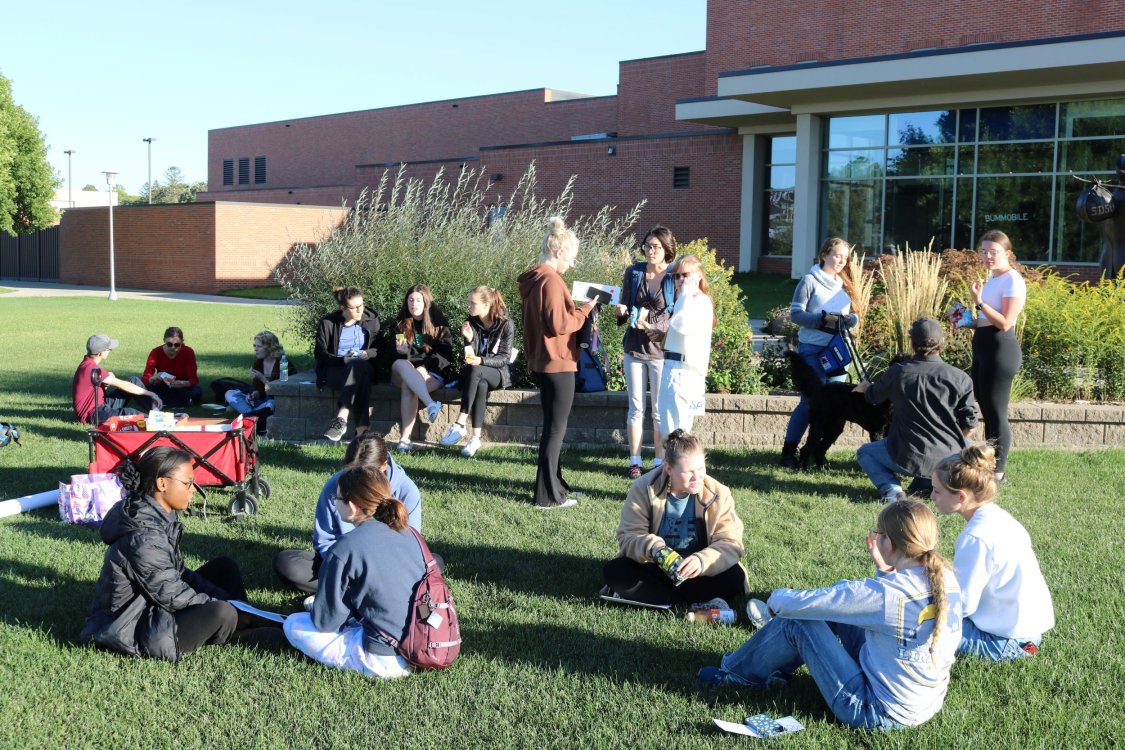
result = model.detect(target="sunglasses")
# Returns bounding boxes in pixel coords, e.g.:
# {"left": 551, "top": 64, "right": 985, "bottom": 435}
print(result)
{"left": 672, "top": 273, "right": 693, "bottom": 280}
{"left": 164, "top": 341, "right": 183, "bottom": 349}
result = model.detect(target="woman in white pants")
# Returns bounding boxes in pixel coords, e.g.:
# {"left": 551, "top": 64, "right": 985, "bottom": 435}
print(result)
{"left": 657, "top": 254, "right": 714, "bottom": 435}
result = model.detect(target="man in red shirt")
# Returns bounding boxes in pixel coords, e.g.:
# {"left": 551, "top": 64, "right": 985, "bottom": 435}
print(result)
{"left": 72, "top": 334, "right": 163, "bottom": 424}
{"left": 140, "top": 326, "right": 203, "bottom": 408}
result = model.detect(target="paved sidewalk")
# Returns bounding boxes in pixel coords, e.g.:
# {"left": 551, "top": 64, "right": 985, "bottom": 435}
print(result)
{"left": 0, "top": 280, "right": 293, "bottom": 306}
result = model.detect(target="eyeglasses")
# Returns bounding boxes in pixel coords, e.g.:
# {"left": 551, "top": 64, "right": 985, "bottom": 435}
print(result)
{"left": 164, "top": 341, "right": 183, "bottom": 349}
{"left": 344, "top": 304, "right": 364, "bottom": 312}
{"left": 672, "top": 273, "right": 692, "bottom": 280}
{"left": 643, "top": 242, "right": 663, "bottom": 251}
{"left": 162, "top": 475, "right": 194, "bottom": 489}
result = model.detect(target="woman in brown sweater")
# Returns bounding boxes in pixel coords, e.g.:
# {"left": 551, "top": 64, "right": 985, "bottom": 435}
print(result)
{"left": 517, "top": 216, "right": 597, "bottom": 508}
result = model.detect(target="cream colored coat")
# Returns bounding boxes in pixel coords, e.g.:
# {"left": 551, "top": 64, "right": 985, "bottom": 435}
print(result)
{"left": 615, "top": 467, "right": 749, "bottom": 592}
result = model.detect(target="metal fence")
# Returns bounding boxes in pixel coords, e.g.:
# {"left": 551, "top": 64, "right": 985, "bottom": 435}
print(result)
{"left": 0, "top": 226, "right": 60, "bottom": 280}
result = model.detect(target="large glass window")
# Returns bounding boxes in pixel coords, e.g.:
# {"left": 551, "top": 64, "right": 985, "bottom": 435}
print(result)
{"left": 820, "top": 99, "right": 1125, "bottom": 263}
{"left": 764, "top": 136, "right": 796, "bottom": 256}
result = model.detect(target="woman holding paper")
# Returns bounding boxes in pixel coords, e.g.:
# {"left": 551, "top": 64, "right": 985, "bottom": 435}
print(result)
{"left": 656, "top": 254, "right": 714, "bottom": 435}
{"left": 779, "top": 237, "right": 859, "bottom": 469}
{"left": 81, "top": 447, "right": 277, "bottom": 661}
{"left": 517, "top": 216, "right": 597, "bottom": 509}
{"left": 614, "top": 225, "right": 676, "bottom": 479}
{"left": 142, "top": 326, "right": 202, "bottom": 408}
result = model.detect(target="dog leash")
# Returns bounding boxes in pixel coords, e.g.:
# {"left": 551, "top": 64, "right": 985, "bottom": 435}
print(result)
{"left": 839, "top": 322, "right": 870, "bottom": 382}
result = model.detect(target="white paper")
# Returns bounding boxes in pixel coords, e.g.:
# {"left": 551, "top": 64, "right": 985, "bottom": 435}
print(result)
{"left": 712, "top": 718, "right": 760, "bottom": 737}
{"left": 571, "top": 281, "right": 620, "bottom": 306}
{"left": 775, "top": 717, "right": 804, "bottom": 732}
{"left": 228, "top": 600, "right": 287, "bottom": 623}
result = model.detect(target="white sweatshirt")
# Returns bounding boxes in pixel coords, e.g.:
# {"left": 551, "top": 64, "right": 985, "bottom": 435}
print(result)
{"left": 663, "top": 291, "right": 713, "bottom": 377}
{"left": 955, "top": 503, "right": 1054, "bottom": 640}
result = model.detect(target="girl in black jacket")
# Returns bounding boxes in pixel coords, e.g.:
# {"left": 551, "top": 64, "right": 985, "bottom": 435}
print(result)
{"left": 390, "top": 284, "right": 453, "bottom": 451}
{"left": 439, "top": 286, "right": 515, "bottom": 457}
{"left": 80, "top": 447, "right": 273, "bottom": 661}
{"left": 315, "top": 286, "right": 382, "bottom": 442}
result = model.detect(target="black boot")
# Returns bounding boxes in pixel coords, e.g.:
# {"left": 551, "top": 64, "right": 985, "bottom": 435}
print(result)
{"left": 778, "top": 441, "right": 799, "bottom": 470}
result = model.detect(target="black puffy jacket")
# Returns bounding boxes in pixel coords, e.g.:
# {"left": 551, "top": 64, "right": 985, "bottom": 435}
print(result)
{"left": 80, "top": 493, "right": 228, "bottom": 662}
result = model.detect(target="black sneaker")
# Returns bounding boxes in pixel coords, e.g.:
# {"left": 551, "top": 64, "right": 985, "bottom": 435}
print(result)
{"left": 324, "top": 417, "right": 347, "bottom": 442}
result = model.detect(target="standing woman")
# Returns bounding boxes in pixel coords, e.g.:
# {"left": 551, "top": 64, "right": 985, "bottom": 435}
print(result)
{"left": 657, "top": 254, "right": 714, "bottom": 436}
{"left": 142, "top": 326, "right": 203, "bottom": 408}
{"left": 390, "top": 284, "right": 454, "bottom": 452}
{"left": 614, "top": 226, "right": 677, "bottom": 479}
{"left": 81, "top": 447, "right": 269, "bottom": 661}
{"left": 967, "top": 230, "right": 1025, "bottom": 483}
{"left": 315, "top": 286, "right": 381, "bottom": 443}
{"left": 283, "top": 465, "right": 426, "bottom": 680}
{"left": 517, "top": 216, "right": 597, "bottom": 509}
{"left": 779, "top": 237, "right": 859, "bottom": 469}
{"left": 439, "top": 286, "right": 515, "bottom": 457}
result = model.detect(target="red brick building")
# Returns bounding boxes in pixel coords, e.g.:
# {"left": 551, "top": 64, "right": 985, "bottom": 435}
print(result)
{"left": 201, "top": 1, "right": 1125, "bottom": 279}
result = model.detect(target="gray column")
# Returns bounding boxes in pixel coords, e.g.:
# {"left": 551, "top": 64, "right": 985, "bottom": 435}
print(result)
{"left": 739, "top": 134, "right": 767, "bottom": 272}
{"left": 791, "top": 113, "right": 824, "bottom": 278}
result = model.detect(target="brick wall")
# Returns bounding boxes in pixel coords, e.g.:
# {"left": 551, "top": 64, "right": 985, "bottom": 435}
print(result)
{"left": 703, "top": 0, "right": 1125, "bottom": 95}
{"left": 483, "top": 133, "right": 744, "bottom": 268}
{"left": 615, "top": 52, "right": 722, "bottom": 136}
{"left": 59, "top": 202, "right": 347, "bottom": 294}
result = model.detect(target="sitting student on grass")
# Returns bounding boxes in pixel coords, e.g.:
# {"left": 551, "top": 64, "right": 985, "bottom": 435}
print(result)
{"left": 700, "top": 499, "right": 961, "bottom": 732}
{"left": 439, "top": 285, "right": 515, "bottom": 457}
{"left": 930, "top": 443, "right": 1054, "bottom": 660}
{"left": 81, "top": 447, "right": 280, "bottom": 661}
{"left": 283, "top": 465, "right": 425, "bottom": 680}
{"left": 273, "top": 432, "right": 421, "bottom": 597}
{"left": 72, "top": 333, "right": 162, "bottom": 424}
{"left": 601, "top": 429, "right": 748, "bottom": 609}
{"left": 142, "top": 326, "right": 203, "bottom": 408}
{"left": 209, "top": 330, "right": 295, "bottom": 437}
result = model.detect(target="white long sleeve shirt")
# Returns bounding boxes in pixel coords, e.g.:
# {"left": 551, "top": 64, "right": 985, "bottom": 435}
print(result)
{"left": 663, "top": 291, "right": 713, "bottom": 377}
{"left": 955, "top": 503, "right": 1054, "bottom": 640}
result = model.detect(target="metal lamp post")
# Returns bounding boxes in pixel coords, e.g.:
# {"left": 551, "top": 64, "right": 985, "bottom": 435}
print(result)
{"left": 63, "top": 150, "right": 75, "bottom": 207}
{"left": 143, "top": 138, "right": 155, "bottom": 204}
{"left": 102, "top": 171, "right": 119, "bottom": 301}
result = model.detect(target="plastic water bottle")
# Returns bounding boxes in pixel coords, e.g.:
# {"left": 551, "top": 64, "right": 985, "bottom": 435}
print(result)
{"left": 279, "top": 354, "right": 289, "bottom": 382}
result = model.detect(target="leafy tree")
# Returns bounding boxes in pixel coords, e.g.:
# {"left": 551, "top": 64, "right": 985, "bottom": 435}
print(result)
{"left": 82, "top": 184, "right": 99, "bottom": 191}
{"left": 0, "top": 72, "right": 59, "bottom": 233}
{"left": 141, "top": 166, "right": 205, "bottom": 204}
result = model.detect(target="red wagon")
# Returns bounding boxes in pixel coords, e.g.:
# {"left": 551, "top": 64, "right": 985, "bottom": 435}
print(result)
{"left": 87, "top": 416, "right": 270, "bottom": 518}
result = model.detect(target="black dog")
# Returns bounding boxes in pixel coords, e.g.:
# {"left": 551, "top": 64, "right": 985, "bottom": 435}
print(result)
{"left": 786, "top": 350, "right": 893, "bottom": 470}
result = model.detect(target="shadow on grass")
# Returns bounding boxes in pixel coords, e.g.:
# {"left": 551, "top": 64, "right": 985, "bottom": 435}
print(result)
{"left": 0, "top": 558, "right": 90, "bottom": 645}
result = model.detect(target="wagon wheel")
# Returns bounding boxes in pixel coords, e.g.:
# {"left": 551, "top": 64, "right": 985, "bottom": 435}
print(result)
{"left": 253, "top": 476, "right": 272, "bottom": 500}
{"left": 228, "top": 491, "right": 259, "bottom": 519}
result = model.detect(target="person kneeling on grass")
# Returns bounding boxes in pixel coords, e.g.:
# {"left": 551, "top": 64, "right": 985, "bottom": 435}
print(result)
{"left": 930, "top": 443, "right": 1054, "bottom": 661}
{"left": 81, "top": 447, "right": 280, "bottom": 661}
{"left": 439, "top": 285, "right": 515, "bottom": 457}
{"left": 601, "top": 429, "right": 749, "bottom": 609}
{"left": 700, "top": 499, "right": 961, "bottom": 732}
{"left": 284, "top": 465, "right": 426, "bottom": 680}
{"left": 273, "top": 432, "right": 422, "bottom": 598}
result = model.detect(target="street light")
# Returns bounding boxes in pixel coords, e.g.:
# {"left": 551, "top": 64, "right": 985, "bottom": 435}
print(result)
{"left": 102, "top": 171, "right": 119, "bottom": 301}
{"left": 142, "top": 138, "right": 155, "bottom": 204}
{"left": 63, "top": 150, "right": 75, "bottom": 207}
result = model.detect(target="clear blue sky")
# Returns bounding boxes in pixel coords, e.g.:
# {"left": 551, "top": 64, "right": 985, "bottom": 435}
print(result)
{"left": 3, "top": 1, "right": 706, "bottom": 196}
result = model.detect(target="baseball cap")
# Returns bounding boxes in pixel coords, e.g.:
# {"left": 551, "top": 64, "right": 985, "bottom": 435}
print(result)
{"left": 909, "top": 318, "right": 945, "bottom": 351}
{"left": 86, "top": 334, "right": 120, "bottom": 355}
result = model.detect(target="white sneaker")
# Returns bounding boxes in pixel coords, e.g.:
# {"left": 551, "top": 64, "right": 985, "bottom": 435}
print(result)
{"left": 460, "top": 436, "right": 481, "bottom": 457}
{"left": 302, "top": 595, "right": 316, "bottom": 612}
{"left": 440, "top": 423, "right": 467, "bottom": 446}
{"left": 537, "top": 497, "right": 578, "bottom": 509}
{"left": 425, "top": 400, "right": 442, "bottom": 423}
{"left": 746, "top": 598, "right": 773, "bottom": 629}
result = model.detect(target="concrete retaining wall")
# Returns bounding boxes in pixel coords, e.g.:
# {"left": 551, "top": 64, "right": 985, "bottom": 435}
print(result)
{"left": 269, "top": 371, "right": 1124, "bottom": 450}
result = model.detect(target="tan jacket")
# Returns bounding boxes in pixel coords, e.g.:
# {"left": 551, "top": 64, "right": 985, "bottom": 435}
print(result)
{"left": 615, "top": 468, "right": 749, "bottom": 592}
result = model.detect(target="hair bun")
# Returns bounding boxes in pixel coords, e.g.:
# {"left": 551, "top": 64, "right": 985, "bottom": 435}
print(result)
{"left": 962, "top": 442, "right": 997, "bottom": 473}
{"left": 119, "top": 463, "right": 142, "bottom": 494}
{"left": 546, "top": 216, "right": 566, "bottom": 235}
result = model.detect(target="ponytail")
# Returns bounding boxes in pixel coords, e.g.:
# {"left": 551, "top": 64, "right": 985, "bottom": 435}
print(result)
{"left": 663, "top": 429, "right": 704, "bottom": 469}
{"left": 336, "top": 465, "right": 409, "bottom": 531}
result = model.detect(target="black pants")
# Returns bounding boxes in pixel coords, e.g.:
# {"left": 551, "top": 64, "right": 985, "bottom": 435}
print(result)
{"left": 174, "top": 556, "right": 248, "bottom": 655}
{"left": 324, "top": 359, "right": 373, "bottom": 427}
{"left": 273, "top": 549, "right": 322, "bottom": 595}
{"left": 972, "top": 326, "right": 1022, "bottom": 473}
{"left": 461, "top": 364, "right": 503, "bottom": 428}
{"left": 210, "top": 377, "right": 252, "bottom": 404}
{"left": 95, "top": 376, "right": 153, "bottom": 423}
{"left": 603, "top": 557, "right": 746, "bottom": 607}
{"left": 533, "top": 371, "right": 575, "bottom": 507}
{"left": 150, "top": 382, "right": 204, "bottom": 408}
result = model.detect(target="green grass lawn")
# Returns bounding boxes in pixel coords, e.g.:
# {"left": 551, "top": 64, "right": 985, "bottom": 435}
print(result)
{"left": 731, "top": 272, "right": 797, "bottom": 320}
{"left": 218, "top": 285, "right": 291, "bottom": 300}
{"left": 0, "top": 286, "right": 16, "bottom": 294}
{"left": 1, "top": 297, "right": 1123, "bottom": 748}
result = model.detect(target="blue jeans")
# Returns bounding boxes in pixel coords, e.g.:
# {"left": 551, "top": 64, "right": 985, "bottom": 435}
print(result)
{"left": 958, "top": 618, "right": 1041, "bottom": 661}
{"left": 856, "top": 439, "right": 913, "bottom": 500}
{"left": 224, "top": 388, "right": 274, "bottom": 417}
{"left": 784, "top": 342, "right": 846, "bottom": 444}
{"left": 718, "top": 618, "right": 904, "bottom": 731}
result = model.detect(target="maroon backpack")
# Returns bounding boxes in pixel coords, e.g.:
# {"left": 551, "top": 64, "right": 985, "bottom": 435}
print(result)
{"left": 378, "top": 528, "right": 461, "bottom": 670}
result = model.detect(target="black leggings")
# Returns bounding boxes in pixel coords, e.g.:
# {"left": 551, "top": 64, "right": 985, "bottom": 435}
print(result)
{"left": 324, "top": 359, "right": 373, "bottom": 427}
{"left": 461, "top": 364, "right": 503, "bottom": 428}
{"left": 603, "top": 557, "right": 746, "bottom": 607}
{"left": 533, "top": 371, "right": 575, "bottom": 507}
{"left": 971, "top": 326, "right": 1022, "bottom": 473}
{"left": 174, "top": 557, "right": 248, "bottom": 655}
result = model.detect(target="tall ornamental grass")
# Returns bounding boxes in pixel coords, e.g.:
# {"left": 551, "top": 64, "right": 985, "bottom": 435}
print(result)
{"left": 877, "top": 240, "right": 948, "bottom": 356}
